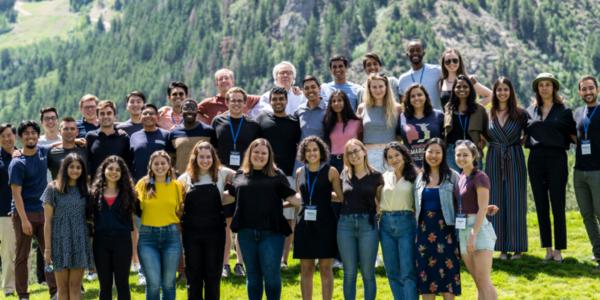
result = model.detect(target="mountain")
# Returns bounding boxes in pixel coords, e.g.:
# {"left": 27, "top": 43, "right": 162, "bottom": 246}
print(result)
{"left": 0, "top": 0, "right": 599, "bottom": 123}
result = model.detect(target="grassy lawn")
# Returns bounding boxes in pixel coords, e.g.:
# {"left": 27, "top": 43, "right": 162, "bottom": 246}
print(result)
{"left": 10, "top": 211, "right": 599, "bottom": 299}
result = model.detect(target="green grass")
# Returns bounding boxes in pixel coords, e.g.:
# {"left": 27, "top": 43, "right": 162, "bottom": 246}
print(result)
{"left": 10, "top": 211, "right": 600, "bottom": 300}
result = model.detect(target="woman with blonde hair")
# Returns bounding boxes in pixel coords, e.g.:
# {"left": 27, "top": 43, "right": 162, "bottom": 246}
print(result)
{"left": 357, "top": 73, "right": 402, "bottom": 172}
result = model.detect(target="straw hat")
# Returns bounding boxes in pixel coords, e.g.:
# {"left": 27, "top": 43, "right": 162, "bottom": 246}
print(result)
{"left": 532, "top": 72, "right": 560, "bottom": 92}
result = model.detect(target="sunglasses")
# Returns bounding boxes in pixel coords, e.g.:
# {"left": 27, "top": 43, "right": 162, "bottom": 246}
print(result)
{"left": 444, "top": 58, "right": 459, "bottom": 65}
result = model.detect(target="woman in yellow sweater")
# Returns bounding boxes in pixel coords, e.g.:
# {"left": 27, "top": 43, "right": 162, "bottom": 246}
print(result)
{"left": 134, "top": 150, "right": 183, "bottom": 300}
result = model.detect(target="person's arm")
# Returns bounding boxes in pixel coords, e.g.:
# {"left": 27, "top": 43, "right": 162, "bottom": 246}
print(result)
{"left": 222, "top": 168, "right": 236, "bottom": 205}
{"left": 11, "top": 185, "right": 32, "bottom": 236}
{"left": 329, "top": 167, "right": 343, "bottom": 203}
{"left": 356, "top": 103, "right": 365, "bottom": 118}
{"left": 470, "top": 75, "right": 492, "bottom": 106}
{"left": 469, "top": 186, "right": 490, "bottom": 254}
{"left": 43, "top": 201, "right": 54, "bottom": 264}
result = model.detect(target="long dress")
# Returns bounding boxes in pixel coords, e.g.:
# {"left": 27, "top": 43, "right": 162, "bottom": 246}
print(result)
{"left": 485, "top": 114, "right": 528, "bottom": 253}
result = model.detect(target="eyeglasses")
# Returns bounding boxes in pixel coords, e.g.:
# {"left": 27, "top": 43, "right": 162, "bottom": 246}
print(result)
{"left": 43, "top": 116, "right": 57, "bottom": 121}
{"left": 347, "top": 149, "right": 363, "bottom": 157}
{"left": 444, "top": 58, "right": 459, "bottom": 65}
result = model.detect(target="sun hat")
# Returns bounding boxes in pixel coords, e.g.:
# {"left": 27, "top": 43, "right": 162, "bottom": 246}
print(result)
{"left": 532, "top": 72, "right": 560, "bottom": 92}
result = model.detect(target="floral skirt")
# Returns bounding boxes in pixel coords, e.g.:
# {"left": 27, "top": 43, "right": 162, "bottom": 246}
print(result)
{"left": 415, "top": 209, "right": 461, "bottom": 295}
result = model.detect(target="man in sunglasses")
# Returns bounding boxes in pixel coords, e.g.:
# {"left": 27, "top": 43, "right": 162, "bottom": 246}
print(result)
{"left": 158, "top": 81, "right": 189, "bottom": 130}
{"left": 397, "top": 40, "right": 443, "bottom": 110}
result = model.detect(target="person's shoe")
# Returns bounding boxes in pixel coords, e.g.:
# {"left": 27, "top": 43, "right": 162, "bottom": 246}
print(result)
{"left": 222, "top": 264, "right": 232, "bottom": 278}
{"left": 234, "top": 263, "right": 246, "bottom": 276}
{"left": 131, "top": 263, "right": 141, "bottom": 272}
{"left": 85, "top": 271, "right": 98, "bottom": 281}
{"left": 499, "top": 252, "right": 508, "bottom": 260}
{"left": 138, "top": 272, "right": 147, "bottom": 286}
{"left": 280, "top": 262, "right": 288, "bottom": 270}
{"left": 553, "top": 250, "right": 563, "bottom": 263}
{"left": 4, "top": 291, "right": 14, "bottom": 297}
{"left": 375, "top": 255, "right": 384, "bottom": 267}
{"left": 332, "top": 259, "right": 343, "bottom": 269}
{"left": 511, "top": 252, "right": 523, "bottom": 260}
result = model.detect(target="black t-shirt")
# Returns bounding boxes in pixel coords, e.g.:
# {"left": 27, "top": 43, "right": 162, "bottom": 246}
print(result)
{"left": 212, "top": 115, "right": 261, "bottom": 170}
{"left": 340, "top": 170, "right": 383, "bottom": 215}
{"left": 255, "top": 112, "right": 301, "bottom": 176}
{"left": 0, "top": 148, "right": 13, "bottom": 216}
{"left": 229, "top": 169, "right": 296, "bottom": 235}
{"left": 48, "top": 146, "right": 88, "bottom": 179}
{"left": 117, "top": 119, "right": 143, "bottom": 137}
{"left": 86, "top": 128, "right": 132, "bottom": 176}
{"left": 525, "top": 103, "right": 576, "bottom": 150}
{"left": 574, "top": 104, "right": 600, "bottom": 170}
{"left": 446, "top": 112, "right": 471, "bottom": 144}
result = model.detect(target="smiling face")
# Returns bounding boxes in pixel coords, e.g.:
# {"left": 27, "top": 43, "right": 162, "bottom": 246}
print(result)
{"left": 495, "top": 82, "right": 511, "bottom": 104}
{"left": 275, "top": 64, "right": 294, "bottom": 89}
{"left": 67, "top": 160, "right": 83, "bottom": 181}
{"left": 215, "top": 70, "right": 234, "bottom": 95}
{"left": 304, "top": 141, "right": 321, "bottom": 165}
{"left": 406, "top": 42, "right": 424, "bottom": 66}
{"left": 270, "top": 93, "right": 287, "bottom": 114}
{"left": 425, "top": 143, "right": 443, "bottom": 168}
{"left": 346, "top": 143, "right": 365, "bottom": 167}
{"left": 196, "top": 148, "right": 214, "bottom": 172}
{"left": 126, "top": 95, "right": 145, "bottom": 117}
{"left": 226, "top": 92, "right": 245, "bottom": 116}
{"left": 141, "top": 107, "right": 158, "bottom": 128}
{"left": 150, "top": 155, "right": 170, "bottom": 178}
{"left": 537, "top": 80, "right": 555, "bottom": 100}
{"left": 331, "top": 94, "right": 345, "bottom": 113}
{"left": 385, "top": 148, "right": 405, "bottom": 173}
{"left": 104, "top": 162, "right": 122, "bottom": 184}
{"left": 59, "top": 121, "right": 78, "bottom": 144}
{"left": 0, "top": 127, "right": 16, "bottom": 151}
{"left": 168, "top": 87, "right": 187, "bottom": 111}
{"left": 80, "top": 99, "right": 97, "bottom": 121}
{"left": 250, "top": 144, "right": 270, "bottom": 170}
{"left": 20, "top": 126, "right": 39, "bottom": 149}
{"left": 330, "top": 60, "right": 347, "bottom": 82}
{"left": 409, "top": 87, "right": 426, "bottom": 110}
{"left": 41, "top": 111, "right": 58, "bottom": 133}
{"left": 364, "top": 57, "right": 381, "bottom": 74}
{"left": 454, "top": 79, "right": 471, "bottom": 100}
{"left": 454, "top": 144, "right": 475, "bottom": 170}
{"left": 579, "top": 79, "right": 598, "bottom": 105}
{"left": 98, "top": 107, "right": 116, "bottom": 128}
{"left": 443, "top": 52, "right": 460, "bottom": 73}
{"left": 369, "top": 78, "right": 387, "bottom": 101}
{"left": 303, "top": 80, "right": 321, "bottom": 102}
{"left": 182, "top": 101, "right": 198, "bottom": 123}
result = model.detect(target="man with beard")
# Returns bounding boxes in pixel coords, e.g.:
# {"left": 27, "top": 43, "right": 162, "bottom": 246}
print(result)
{"left": 9, "top": 121, "right": 57, "bottom": 299}
{"left": 76, "top": 94, "right": 100, "bottom": 138}
{"left": 47, "top": 117, "right": 88, "bottom": 179}
{"left": 255, "top": 87, "right": 301, "bottom": 269}
{"left": 320, "top": 56, "right": 363, "bottom": 111}
{"left": 0, "top": 123, "right": 16, "bottom": 297}
{"left": 158, "top": 81, "right": 188, "bottom": 130}
{"left": 573, "top": 75, "right": 600, "bottom": 270}
{"left": 86, "top": 100, "right": 132, "bottom": 175}
{"left": 397, "top": 40, "right": 443, "bottom": 110}
{"left": 168, "top": 99, "right": 216, "bottom": 175}
{"left": 117, "top": 91, "right": 146, "bottom": 136}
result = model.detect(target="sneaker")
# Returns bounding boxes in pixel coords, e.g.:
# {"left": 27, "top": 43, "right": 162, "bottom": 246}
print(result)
{"left": 511, "top": 253, "right": 523, "bottom": 260}
{"left": 50, "top": 293, "right": 58, "bottom": 300}
{"left": 85, "top": 271, "right": 97, "bottom": 281}
{"left": 280, "top": 262, "right": 288, "bottom": 270}
{"left": 375, "top": 255, "right": 384, "bottom": 267}
{"left": 332, "top": 259, "right": 343, "bottom": 269}
{"left": 234, "top": 263, "right": 246, "bottom": 276}
{"left": 499, "top": 252, "right": 508, "bottom": 260}
{"left": 4, "top": 292, "right": 15, "bottom": 297}
{"left": 222, "top": 264, "right": 232, "bottom": 278}
{"left": 131, "top": 263, "right": 141, "bottom": 273}
{"left": 138, "top": 272, "right": 146, "bottom": 286}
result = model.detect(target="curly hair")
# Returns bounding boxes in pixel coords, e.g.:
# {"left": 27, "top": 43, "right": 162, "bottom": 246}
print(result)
{"left": 90, "top": 155, "right": 136, "bottom": 216}
{"left": 383, "top": 142, "right": 418, "bottom": 182}
{"left": 296, "top": 136, "right": 330, "bottom": 164}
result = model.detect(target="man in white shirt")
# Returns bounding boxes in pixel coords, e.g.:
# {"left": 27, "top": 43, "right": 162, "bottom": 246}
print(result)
{"left": 253, "top": 61, "right": 306, "bottom": 118}
{"left": 396, "top": 40, "right": 443, "bottom": 109}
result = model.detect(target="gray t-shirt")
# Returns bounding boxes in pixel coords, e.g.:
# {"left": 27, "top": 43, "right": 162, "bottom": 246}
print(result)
{"left": 397, "top": 64, "right": 442, "bottom": 110}
{"left": 362, "top": 106, "right": 397, "bottom": 144}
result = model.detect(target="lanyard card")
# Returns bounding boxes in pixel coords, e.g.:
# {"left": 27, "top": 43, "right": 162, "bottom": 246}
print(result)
{"left": 304, "top": 205, "right": 317, "bottom": 221}
{"left": 455, "top": 213, "right": 467, "bottom": 230}
{"left": 582, "top": 140, "right": 592, "bottom": 155}
{"left": 229, "top": 151, "right": 241, "bottom": 166}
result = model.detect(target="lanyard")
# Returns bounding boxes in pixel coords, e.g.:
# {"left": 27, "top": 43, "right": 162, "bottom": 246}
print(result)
{"left": 228, "top": 114, "right": 244, "bottom": 150}
{"left": 457, "top": 176, "right": 470, "bottom": 214}
{"left": 171, "top": 111, "right": 182, "bottom": 127}
{"left": 458, "top": 113, "right": 469, "bottom": 140}
{"left": 410, "top": 67, "right": 425, "bottom": 84}
{"left": 305, "top": 166, "right": 322, "bottom": 206}
{"left": 583, "top": 105, "right": 599, "bottom": 140}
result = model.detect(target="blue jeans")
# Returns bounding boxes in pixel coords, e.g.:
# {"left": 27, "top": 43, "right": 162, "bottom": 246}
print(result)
{"left": 237, "top": 229, "right": 285, "bottom": 300}
{"left": 379, "top": 211, "right": 417, "bottom": 300}
{"left": 138, "top": 224, "right": 182, "bottom": 300}
{"left": 337, "top": 214, "right": 378, "bottom": 300}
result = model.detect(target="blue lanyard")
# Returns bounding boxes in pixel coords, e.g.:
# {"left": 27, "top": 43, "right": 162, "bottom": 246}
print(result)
{"left": 410, "top": 67, "right": 425, "bottom": 84}
{"left": 583, "top": 105, "right": 599, "bottom": 140}
{"left": 305, "top": 166, "right": 322, "bottom": 206}
{"left": 228, "top": 114, "right": 244, "bottom": 150}
{"left": 458, "top": 113, "right": 469, "bottom": 140}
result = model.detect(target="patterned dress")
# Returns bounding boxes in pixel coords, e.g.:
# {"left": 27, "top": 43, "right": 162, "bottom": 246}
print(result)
{"left": 42, "top": 185, "right": 94, "bottom": 271}
{"left": 485, "top": 113, "right": 528, "bottom": 252}
{"left": 415, "top": 188, "right": 461, "bottom": 295}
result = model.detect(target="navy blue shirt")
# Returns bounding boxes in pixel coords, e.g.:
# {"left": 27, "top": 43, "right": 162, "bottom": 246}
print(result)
{"left": 92, "top": 193, "right": 134, "bottom": 237}
{"left": 117, "top": 119, "right": 143, "bottom": 137}
{"left": 130, "top": 129, "right": 170, "bottom": 181}
{"left": 76, "top": 119, "right": 99, "bottom": 139}
{"left": 8, "top": 147, "right": 49, "bottom": 213}
{"left": 86, "top": 128, "right": 132, "bottom": 176}
{"left": 0, "top": 148, "right": 13, "bottom": 216}
{"left": 574, "top": 104, "right": 600, "bottom": 171}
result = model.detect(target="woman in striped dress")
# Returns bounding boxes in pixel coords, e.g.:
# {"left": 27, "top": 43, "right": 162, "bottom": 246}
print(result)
{"left": 485, "top": 77, "right": 528, "bottom": 260}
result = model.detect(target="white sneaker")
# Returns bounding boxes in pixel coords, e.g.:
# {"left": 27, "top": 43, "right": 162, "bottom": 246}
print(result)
{"left": 375, "top": 255, "right": 384, "bottom": 267}
{"left": 138, "top": 273, "right": 146, "bottom": 286}
{"left": 332, "top": 259, "right": 343, "bottom": 269}
{"left": 85, "top": 271, "right": 98, "bottom": 281}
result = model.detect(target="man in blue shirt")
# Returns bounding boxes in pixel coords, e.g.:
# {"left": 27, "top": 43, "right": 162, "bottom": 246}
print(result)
{"left": 9, "top": 121, "right": 57, "bottom": 299}
{"left": 0, "top": 123, "right": 16, "bottom": 297}
{"left": 296, "top": 76, "right": 327, "bottom": 139}
{"left": 320, "top": 56, "right": 363, "bottom": 111}
{"left": 130, "top": 104, "right": 170, "bottom": 181}
{"left": 117, "top": 90, "right": 146, "bottom": 136}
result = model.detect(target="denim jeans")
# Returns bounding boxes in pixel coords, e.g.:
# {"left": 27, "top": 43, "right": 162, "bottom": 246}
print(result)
{"left": 337, "top": 214, "right": 378, "bottom": 300}
{"left": 138, "top": 224, "right": 182, "bottom": 300}
{"left": 237, "top": 229, "right": 285, "bottom": 300}
{"left": 379, "top": 211, "right": 417, "bottom": 300}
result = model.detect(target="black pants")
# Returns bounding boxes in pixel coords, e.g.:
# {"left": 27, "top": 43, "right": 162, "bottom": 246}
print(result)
{"left": 528, "top": 148, "right": 568, "bottom": 250}
{"left": 183, "top": 229, "right": 225, "bottom": 300}
{"left": 93, "top": 235, "right": 132, "bottom": 300}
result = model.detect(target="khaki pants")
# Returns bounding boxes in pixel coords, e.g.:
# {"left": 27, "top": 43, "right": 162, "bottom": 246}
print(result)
{"left": 0, "top": 216, "right": 16, "bottom": 294}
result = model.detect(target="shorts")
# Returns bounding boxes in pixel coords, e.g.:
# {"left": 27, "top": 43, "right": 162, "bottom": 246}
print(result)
{"left": 223, "top": 203, "right": 236, "bottom": 218}
{"left": 458, "top": 215, "right": 497, "bottom": 255}
{"left": 366, "top": 147, "right": 386, "bottom": 173}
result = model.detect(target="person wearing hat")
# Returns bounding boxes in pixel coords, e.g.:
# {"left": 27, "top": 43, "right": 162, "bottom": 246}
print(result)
{"left": 525, "top": 72, "right": 576, "bottom": 263}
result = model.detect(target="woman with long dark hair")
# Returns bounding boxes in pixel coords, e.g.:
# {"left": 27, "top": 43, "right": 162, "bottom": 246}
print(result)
{"left": 322, "top": 90, "right": 362, "bottom": 172}
{"left": 485, "top": 77, "right": 528, "bottom": 260}
{"left": 379, "top": 142, "right": 418, "bottom": 300}
{"left": 90, "top": 155, "right": 136, "bottom": 300}
{"left": 42, "top": 153, "right": 93, "bottom": 300}
{"left": 178, "top": 141, "right": 235, "bottom": 300}
{"left": 444, "top": 75, "right": 489, "bottom": 171}
{"left": 438, "top": 48, "right": 492, "bottom": 108}
{"left": 525, "top": 73, "right": 576, "bottom": 262}
{"left": 229, "top": 138, "right": 300, "bottom": 300}
{"left": 135, "top": 150, "right": 183, "bottom": 300}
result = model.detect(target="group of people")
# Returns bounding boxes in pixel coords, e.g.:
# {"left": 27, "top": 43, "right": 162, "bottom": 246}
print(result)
{"left": 0, "top": 39, "right": 599, "bottom": 300}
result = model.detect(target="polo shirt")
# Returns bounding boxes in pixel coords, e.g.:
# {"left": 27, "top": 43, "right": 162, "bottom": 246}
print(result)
{"left": 294, "top": 100, "right": 327, "bottom": 139}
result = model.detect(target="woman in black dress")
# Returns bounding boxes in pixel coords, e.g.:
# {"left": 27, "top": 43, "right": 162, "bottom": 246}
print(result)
{"left": 293, "top": 136, "right": 343, "bottom": 300}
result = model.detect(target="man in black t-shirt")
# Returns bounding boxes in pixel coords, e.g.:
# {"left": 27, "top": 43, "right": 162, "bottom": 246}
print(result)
{"left": 255, "top": 87, "right": 301, "bottom": 269}
{"left": 48, "top": 117, "right": 88, "bottom": 179}
{"left": 117, "top": 90, "right": 146, "bottom": 136}
{"left": 573, "top": 75, "right": 600, "bottom": 269}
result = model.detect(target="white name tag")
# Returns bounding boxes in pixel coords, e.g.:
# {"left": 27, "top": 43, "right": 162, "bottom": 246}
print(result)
{"left": 304, "top": 205, "right": 317, "bottom": 221}
{"left": 582, "top": 140, "right": 592, "bottom": 155}
{"left": 229, "top": 151, "right": 241, "bottom": 166}
{"left": 455, "top": 214, "right": 467, "bottom": 230}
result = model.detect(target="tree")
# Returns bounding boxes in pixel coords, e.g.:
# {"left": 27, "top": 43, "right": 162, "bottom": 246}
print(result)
{"left": 114, "top": 0, "right": 122, "bottom": 11}
{"left": 96, "top": 16, "right": 105, "bottom": 32}
{"left": 533, "top": 7, "right": 548, "bottom": 52}
{"left": 518, "top": 0, "right": 534, "bottom": 39}
{"left": 358, "top": 0, "right": 376, "bottom": 36}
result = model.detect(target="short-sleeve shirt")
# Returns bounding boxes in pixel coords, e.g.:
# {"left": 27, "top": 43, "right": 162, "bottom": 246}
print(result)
{"left": 381, "top": 171, "right": 414, "bottom": 212}
{"left": 455, "top": 171, "right": 490, "bottom": 214}
{"left": 340, "top": 171, "right": 383, "bottom": 215}
{"left": 329, "top": 119, "right": 362, "bottom": 155}
{"left": 157, "top": 106, "right": 183, "bottom": 130}
{"left": 117, "top": 119, "right": 143, "bottom": 137}
{"left": 86, "top": 128, "right": 132, "bottom": 176}
{"left": 0, "top": 148, "right": 13, "bottom": 216}
{"left": 397, "top": 110, "right": 444, "bottom": 168}
{"left": 397, "top": 64, "right": 443, "bottom": 110}
{"left": 47, "top": 146, "right": 88, "bottom": 179}
{"left": 130, "top": 129, "right": 170, "bottom": 181}
{"left": 258, "top": 90, "right": 307, "bottom": 117}
{"left": 135, "top": 179, "right": 183, "bottom": 227}
{"left": 167, "top": 123, "right": 216, "bottom": 175}
{"left": 294, "top": 101, "right": 327, "bottom": 140}
{"left": 8, "top": 147, "right": 50, "bottom": 213}
{"left": 76, "top": 119, "right": 99, "bottom": 139}
{"left": 321, "top": 81, "right": 363, "bottom": 111}
{"left": 212, "top": 115, "right": 261, "bottom": 170}
{"left": 255, "top": 112, "right": 301, "bottom": 176}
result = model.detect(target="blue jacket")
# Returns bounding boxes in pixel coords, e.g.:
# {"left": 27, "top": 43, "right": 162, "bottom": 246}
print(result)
{"left": 414, "top": 170, "right": 458, "bottom": 225}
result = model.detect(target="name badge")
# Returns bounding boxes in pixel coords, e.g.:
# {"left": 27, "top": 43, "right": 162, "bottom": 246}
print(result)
{"left": 582, "top": 140, "right": 592, "bottom": 155}
{"left": 304, "top": 205, "right": 317, "bottom": 221}
{"left": 455, "top": 213, "right": 467, "bottom": 230}
{"left": 229, "top": 151, "right": 241, "bottom": 166}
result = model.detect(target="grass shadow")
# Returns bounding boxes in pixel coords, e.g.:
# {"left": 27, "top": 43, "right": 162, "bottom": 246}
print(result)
{"left": 490, "top": 254, "right": 600, "bottom": 280}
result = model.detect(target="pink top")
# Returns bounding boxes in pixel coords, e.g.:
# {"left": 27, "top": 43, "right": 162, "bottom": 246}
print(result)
{"left": 330, "top": 119, "right": 362, "bottom": 155}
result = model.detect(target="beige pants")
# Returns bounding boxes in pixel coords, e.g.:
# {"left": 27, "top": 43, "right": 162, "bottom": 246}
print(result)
{"left": 0, "top": 216, "right": 16, "bottom": 294}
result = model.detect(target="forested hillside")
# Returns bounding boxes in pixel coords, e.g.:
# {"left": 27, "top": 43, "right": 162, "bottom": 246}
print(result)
{"left": 0, "top": 0, "right": 599, "bottom": 123}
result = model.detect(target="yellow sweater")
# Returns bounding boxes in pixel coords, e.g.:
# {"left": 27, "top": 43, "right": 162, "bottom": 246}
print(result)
{"left": 135, "top": 179, "right": 183, "bottom": 227}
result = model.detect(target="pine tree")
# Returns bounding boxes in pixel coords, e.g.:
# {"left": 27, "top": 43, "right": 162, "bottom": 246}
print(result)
{"left": 533, "top": 7, "right": 548, "bottom": 52}
{"left": 518, "top": 0, "right": 534, "bottom": 39}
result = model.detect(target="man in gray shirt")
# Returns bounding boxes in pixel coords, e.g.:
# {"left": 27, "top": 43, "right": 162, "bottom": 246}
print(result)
{"left": 397, "top": 40, "right": 443, "bottom": 109}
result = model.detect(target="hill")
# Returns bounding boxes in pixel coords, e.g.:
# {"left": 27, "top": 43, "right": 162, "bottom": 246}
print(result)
{"left": 0, "top": 0, "right": 599, "bottom": 123}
